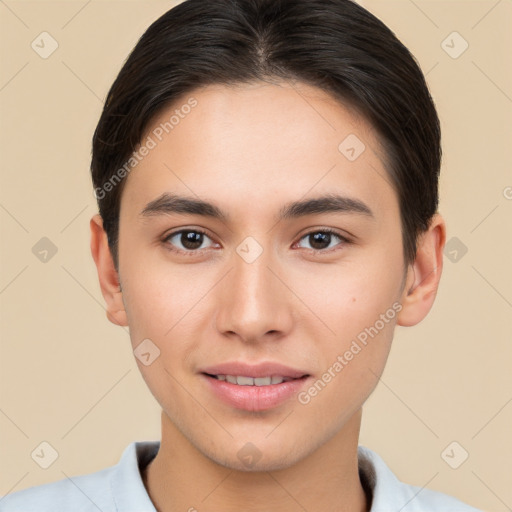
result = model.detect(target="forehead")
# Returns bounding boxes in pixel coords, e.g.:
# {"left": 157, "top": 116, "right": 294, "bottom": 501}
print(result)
{"left": 121, "top": 81, "right": 397, "bottom": 224}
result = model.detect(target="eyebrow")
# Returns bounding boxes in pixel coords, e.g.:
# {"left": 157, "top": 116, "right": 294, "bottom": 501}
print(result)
{"left": 140, "top": 192, "right": 374, "bottom": 222}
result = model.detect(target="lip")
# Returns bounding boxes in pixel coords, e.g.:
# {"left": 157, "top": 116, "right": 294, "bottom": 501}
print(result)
{"left": 199, "top": 361, "right": 309, "bottom": 379}
{"left": 199, "top": 361, "right": 311, "bottom": 412}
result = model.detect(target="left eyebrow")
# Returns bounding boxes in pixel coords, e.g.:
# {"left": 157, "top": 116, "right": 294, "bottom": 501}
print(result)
{"left": 278, "top": 193, "right": 374, "bottom": 220}
{"left": 139, "top": 192, "right": 374, "bottom": 222}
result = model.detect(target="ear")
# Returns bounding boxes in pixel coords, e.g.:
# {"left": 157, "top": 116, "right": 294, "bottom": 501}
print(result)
{"left": 90, "top": 214, "right": 128, "bottom": 326}
{"left": 396, "top": 213, "right": 446, "bottom": 327}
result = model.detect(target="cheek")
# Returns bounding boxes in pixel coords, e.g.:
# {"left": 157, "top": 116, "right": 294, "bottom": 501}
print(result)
{"left": 290, "top": 254, "right": 403, "bottom": 340}
{"left": 120, "top": 266, "right": 203, "bottom": 411}
{"left": 120, "top": 252, "right": 208, "bottom": 340}
{"left": 297, "top": 297, "right": 398, "bottom": 421}
{"left": 119, "top": 258, "right": 215, "bottom": 400}
{"left": 288, "top": 249, "right": 402, "bottom": 403}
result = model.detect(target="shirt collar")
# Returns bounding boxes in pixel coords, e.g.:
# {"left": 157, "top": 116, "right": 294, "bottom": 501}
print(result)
{"left": 111, "top": 441, "right": 159, "bottom": 512}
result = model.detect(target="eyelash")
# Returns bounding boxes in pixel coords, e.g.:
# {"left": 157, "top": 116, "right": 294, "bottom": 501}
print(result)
{"left": 162, "top": 227, "right": 351, "bottom": 256}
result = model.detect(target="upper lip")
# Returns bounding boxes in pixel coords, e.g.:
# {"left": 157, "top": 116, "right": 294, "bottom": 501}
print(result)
{"left": 200, "top": 361, "right": 309, "bottom": 379}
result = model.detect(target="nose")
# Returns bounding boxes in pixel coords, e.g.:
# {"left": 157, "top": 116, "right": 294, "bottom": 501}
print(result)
{"left": 214, "top": 242, "right": 294, "bottom": 344}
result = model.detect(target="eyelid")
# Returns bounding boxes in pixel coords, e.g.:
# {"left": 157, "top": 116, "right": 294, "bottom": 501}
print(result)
{"left": 162, "top": 226, "right": 352, "bottom": 256}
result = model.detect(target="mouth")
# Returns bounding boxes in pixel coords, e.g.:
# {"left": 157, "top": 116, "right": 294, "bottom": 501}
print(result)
{"left": 203, "top": 373, "right": 303, "bottom": 386}
{"left": 200, "top": 370, "right": 311, "bottom": 411}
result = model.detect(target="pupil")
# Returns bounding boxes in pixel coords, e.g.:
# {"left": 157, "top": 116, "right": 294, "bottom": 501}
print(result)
{"left": 310, "top": 232, "right": 330, "bottom": 250}
{"left": 182, "top": 231, "right": 203, "bottom": 250}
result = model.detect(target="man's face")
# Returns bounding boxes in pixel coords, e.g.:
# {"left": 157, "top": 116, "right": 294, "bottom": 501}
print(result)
{"left": 116, "top": 81, "right": 408, "bottom": 470}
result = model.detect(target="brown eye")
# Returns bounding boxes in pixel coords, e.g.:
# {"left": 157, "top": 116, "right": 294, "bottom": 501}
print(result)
{"left": 164, "top": 229, "right": 215, "bottom": 253}
{"left": 296, "top": 229, "right": 349, "bottom": 252}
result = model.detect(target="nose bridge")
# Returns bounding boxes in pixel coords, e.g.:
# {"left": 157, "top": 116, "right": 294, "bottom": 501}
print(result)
{"left": 215, "top": 239, "right": 292, "bottom": 340}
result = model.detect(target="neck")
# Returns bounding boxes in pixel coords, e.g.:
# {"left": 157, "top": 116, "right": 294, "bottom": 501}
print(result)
{"left": 143, "top": 409, "right": 368, "bottom": 512}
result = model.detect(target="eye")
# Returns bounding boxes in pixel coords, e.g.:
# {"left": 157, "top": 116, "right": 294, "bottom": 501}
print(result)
{"left": 163, "top": 229, "right": 217, "bottom": 254}
{"left": 162, "top": 227, "right": 350, "bottom": 255}
{"left": 295, "top": 229, "right": 350, "bottom": 252}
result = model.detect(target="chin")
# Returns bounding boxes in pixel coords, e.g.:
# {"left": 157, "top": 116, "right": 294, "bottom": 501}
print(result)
{"left": 217, "top": 450, "right": 301, "bottom": 473}
{"left": 199, "top": 435, "right": 314, "bottom": 473}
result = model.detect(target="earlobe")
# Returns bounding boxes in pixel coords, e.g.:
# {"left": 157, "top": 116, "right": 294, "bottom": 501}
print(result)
{"left": 90, "top": 214, "right": 128, "bottom": 327}
{"left": 396, "top": 213, "right": 446, "bottom": 327}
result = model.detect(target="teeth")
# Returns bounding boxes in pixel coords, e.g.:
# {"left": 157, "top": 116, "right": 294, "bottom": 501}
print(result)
{"left": 214, "top": 375, "right": 294, "bottom": 386}
{"left": 237, "top": 376, "right": 254, "bottom": 386}
{"left": 254, "top": 377, "right": 272, "bottom": 386}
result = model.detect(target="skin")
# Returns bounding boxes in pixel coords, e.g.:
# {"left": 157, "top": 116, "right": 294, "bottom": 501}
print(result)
{"left": 90, "top": 80, "right": 446, "bottom": 512}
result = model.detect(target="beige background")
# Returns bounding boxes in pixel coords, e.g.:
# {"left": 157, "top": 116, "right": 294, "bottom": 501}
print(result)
{"left": 0, "top": 1, "right": 511, "bottom": 510}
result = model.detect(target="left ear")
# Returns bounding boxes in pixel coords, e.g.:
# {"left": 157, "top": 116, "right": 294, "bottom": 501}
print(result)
{"left": 396, "top": 213, "right": 446, "bottom": 327}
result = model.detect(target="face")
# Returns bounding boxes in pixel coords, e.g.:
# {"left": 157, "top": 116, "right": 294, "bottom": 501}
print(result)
{"left": 113, "top": 81, "right": 411, "bottom": 470}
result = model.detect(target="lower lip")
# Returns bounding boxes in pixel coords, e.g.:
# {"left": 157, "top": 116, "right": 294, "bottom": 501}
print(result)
{"left": 201, "top": 374, "right": 310, "bottom": 412}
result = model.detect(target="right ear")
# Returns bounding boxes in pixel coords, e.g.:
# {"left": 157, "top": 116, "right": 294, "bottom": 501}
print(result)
{"left": 90, "top": 214, "right": 128, "bottom": 326}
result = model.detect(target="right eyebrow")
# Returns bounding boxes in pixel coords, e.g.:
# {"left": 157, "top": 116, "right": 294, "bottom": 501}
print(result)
{"left": 140, "top": 193, "right": 230, "bottom": 222}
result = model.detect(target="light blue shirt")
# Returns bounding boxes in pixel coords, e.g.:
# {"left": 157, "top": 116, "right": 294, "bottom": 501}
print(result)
{"left": 0, "top": 441, "right": 482, "bottom": 511}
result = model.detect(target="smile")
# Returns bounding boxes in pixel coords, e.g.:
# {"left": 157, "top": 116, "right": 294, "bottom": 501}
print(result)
{"left": 207, "top": 374, "right": 295, "bottom": 386}
{"left": 202, "top": 373, "right": 311, "bottom": 411}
